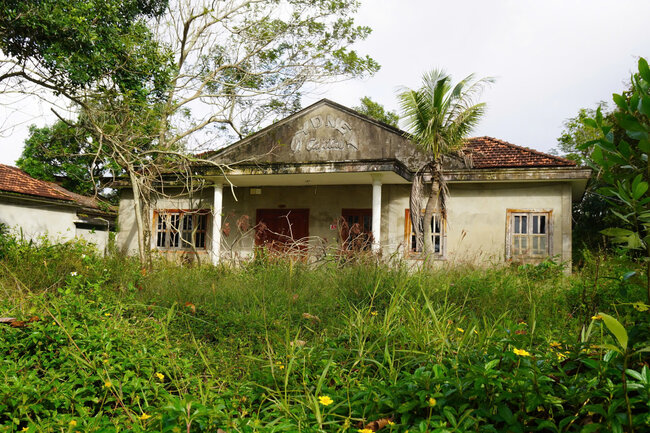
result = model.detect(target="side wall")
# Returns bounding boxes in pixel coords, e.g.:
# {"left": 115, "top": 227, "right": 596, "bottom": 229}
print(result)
{"left": 117, "top": 181, "right": 573, "bottom": 266}
{"left": 0, "top": 200, "right": 77, "bottom": 243}
{"left": 386, "top": 182, "right": 572, "bottom": 265}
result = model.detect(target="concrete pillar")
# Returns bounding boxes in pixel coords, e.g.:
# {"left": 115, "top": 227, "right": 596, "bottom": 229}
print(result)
{"left": 371, "top": 175, "right": 382, "bottom": 252}
{"left": 211, "top": 184, "right": 223, "bottom": 265}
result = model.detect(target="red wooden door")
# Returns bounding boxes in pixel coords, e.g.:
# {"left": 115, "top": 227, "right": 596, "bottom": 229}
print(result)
{"left": 255, "top": 209, "right": 309, "bottom": 249}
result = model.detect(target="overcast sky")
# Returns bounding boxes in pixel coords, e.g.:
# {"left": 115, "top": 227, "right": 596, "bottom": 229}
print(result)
{"left": 1, "top": 0, "right": 649, "bottom": 165}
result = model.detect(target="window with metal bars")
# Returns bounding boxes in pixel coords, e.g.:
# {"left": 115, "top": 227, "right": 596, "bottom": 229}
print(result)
{"left": 155, "top": 211, "right": 208, "bottom": 250}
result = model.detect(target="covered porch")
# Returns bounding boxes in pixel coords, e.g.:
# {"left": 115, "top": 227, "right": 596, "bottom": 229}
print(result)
{"left": 205, "top": 164, "right": 411, "bottom": 264}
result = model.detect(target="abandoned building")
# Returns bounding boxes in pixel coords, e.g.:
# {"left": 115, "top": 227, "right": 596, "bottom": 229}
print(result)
{"left": 0, "top": 164, "right": 115, "bottom": 251}
{"left": 116, "top": 99, "right": 591, "bottom": 267}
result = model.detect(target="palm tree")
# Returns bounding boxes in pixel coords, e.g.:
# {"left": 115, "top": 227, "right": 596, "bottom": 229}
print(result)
{"left": 399, "top": 69, "right": 493, "bottom": 256}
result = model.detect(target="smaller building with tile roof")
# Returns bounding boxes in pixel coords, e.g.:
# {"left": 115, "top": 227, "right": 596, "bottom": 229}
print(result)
{"left": 116, "top": 99, "right": 591, "bottom": 268}
{"left": 0, "top": 164, "right": 116, "bottom": 252}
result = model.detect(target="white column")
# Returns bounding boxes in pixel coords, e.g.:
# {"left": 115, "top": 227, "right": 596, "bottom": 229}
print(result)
{"left": 211, "top": 184, "right": 223, "bottom": 265}
{"left": 371, "top": 175, "right": 382, "bottom": 252}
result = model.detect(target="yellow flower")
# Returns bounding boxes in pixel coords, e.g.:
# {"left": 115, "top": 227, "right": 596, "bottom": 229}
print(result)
{"left": 139, "top": 413, "right": 151, "bottom": 421}
{"left": 358, "top": 429, "right": 373, "bottom": 433}
{"left": 69, "top": 420, "right": 77, "bottom": 427}
{"left": 22, "top": 428, "right": 28, "bottom": 432}
{"left": 155, "top": 372, "right": 164, "bottom": 380}
{"left": 104, "top": 381, "right": 112, "bottom": 388}
{"left": 513, "top": 348, "right": 531, "bottom": 357}
{"left": 550, "top": 341, "right": 562, "bottom": 348}
{"left": 371, "top": 311, "right": 378, "bottom": 316}
{"left": 473, "top": 329, "right": 478, "bottom": 335}
{"left": 556, "top": 352, "right": 567, "bottom": 361}
{"left": 428, "top": 397, "right": 437, "bottom": 407}
{"left": 318, "top": 395, "right": 333, "bottom": 406}
{"left": 591, "top": 315, "right": 602, "bottom": 320}
{"left": 387, "top": 420, "right": 395, "bottom": 426}
{"left": 104, "top": 313, "right": 111, "bottom": 317}
{"left": 457, "top": 327, "right": 464, "bottom": 333}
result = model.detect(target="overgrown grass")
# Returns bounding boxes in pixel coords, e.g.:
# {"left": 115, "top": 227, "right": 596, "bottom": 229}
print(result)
{"left": 1, "top": 236, "right": 649, "bottom": 432}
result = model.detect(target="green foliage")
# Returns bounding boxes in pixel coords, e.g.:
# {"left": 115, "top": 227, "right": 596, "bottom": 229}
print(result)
{"left": 553, "top": 105, "right": 610, "bottom": 166}
{"left": 3, "top": 238, "right": 650, "bottom": 432}
{"left": 398, "top": 70, "right": 494, "bottom": 160}
{"left": 353, "top": 96, "right": 399, "bottom": 128}
{"left": 552, "top": 105, "right": 616, "bottom": 257}
{"left": 582, "top": 57, "right": 650, "bottom": 305}
{"left": 0, "top": 0, "right": 170, "bottom": 95}
{"left": 16, "top": 121, "right": 118, "bottom": 198}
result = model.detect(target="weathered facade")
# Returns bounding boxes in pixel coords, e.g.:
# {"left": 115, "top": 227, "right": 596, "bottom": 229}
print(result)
{"left": 117, "top": 100, "right": 590, "bottom": 267}
{"left": 0, "top": 164, "right": 116, "bottom": 252}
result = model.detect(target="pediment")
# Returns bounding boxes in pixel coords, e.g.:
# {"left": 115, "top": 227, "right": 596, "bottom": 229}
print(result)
{"left": 211, "top": 100, "right": 428, "bottom": 171}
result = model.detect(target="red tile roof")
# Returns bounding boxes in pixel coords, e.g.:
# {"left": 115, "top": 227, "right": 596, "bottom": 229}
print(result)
{"left": 0, "top": 164, "right": 106, "bottom": 210}
{"left": 465, "top": 136, "right": 575, "bottom": 169}
{"left": 0, "top": 164, "right": 73, "bottom": 201}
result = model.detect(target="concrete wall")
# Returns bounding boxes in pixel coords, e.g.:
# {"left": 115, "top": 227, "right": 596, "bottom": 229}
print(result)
{"left": 117, "top": 181, "right": 573, "bottom": 266}
{"left": 0, "top": 200, "right": 111, "bottom": 252}
{"left": 0, "top": 200, "right": 77, "bottom": 242}
{"left": 386, "top": 182, "right": 572, "bottom": 265}
{"left": 117, "top": 189, "right": 214, "bottom": 257}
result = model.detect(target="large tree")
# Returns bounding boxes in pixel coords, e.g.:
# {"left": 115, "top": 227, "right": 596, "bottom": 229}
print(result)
{"left": 16, "top": 121, "right": 116, "bottom": 198}
{"left": 398, "top": 70, "right": 493, "bottom": 256}
{"left": 2, "top": 0, "right": 379, "bottom": 265}
{"left": 0, "top": 0, "right": 170, "bottom": 97}
{"left": 551, "top": 104, "right": 615, "bottom": 258}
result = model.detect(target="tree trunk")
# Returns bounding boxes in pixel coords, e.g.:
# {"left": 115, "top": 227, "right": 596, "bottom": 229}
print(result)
{"left": 422, "top": 179, "right": 439, "bottom": 256}
{"left": 129, "top": 169, "right": 147, "bottom": 265}
{"left": 422, "top": 160, "right": 447, "bottom": 259}
{"left": 128, "top": 169, "right": 153, "bottom": 269}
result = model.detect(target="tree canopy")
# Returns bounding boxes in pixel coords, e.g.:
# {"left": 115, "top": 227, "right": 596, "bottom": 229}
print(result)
{"left": 354, "top": 96, "right": 399, "bottom": 128}
{"left": 4, "top": 0, "right": 380, "bottom": 265}
{"left": 0, "top": 0, "right": 171, "bottom": 97}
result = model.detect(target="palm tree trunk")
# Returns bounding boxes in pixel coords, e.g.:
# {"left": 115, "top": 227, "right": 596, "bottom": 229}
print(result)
{"left": 423, "top": 160, "right": 447, "bottom": 258}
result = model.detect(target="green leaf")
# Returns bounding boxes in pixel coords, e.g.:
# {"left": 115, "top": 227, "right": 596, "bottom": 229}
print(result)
{"left": 619, "top": 115, "right": 646, "bottom": 133}
{"left": 639, "top": 57, "right": 650, "bottom": 82}
{"left": 598, "top": 343, "right": 622, "bottom": 355}
{"left": 600, "top": 228, "right": 633, "bottom": 237}
{"left": 639, "top": 138, "right": 650, "bottom": 154}
{"left": 484, "top": 359, "right": 499, "bottom": 371}
{"left": 626, "top": 369, "right": 643, "bottom": 381}
{"left": 598, "top": 312, "right": 628, "bottom": 351}
{"left": 639, "top": 95, "right": 650, "bottom": 117}
{"left": 633, "top": 181, "right": 648, "bottom": 200}
{"left": 581, "top": 424, "right": 603, "bottom": 433}
{"left": 583, "top": 118, "right": 598, "bottom": 129}
{"left": 612, "top": 93, "right": 628, "bottom": 111}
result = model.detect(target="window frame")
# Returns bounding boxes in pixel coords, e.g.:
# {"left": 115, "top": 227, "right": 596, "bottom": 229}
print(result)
{"left": 505, "top": 209, "right": 553, "bottom": 261}
{"left": 153, "top": 209, "right": 210, "bottom": 252}
{"left": 404, "top": 209, "right": 446, "bottom": 259}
